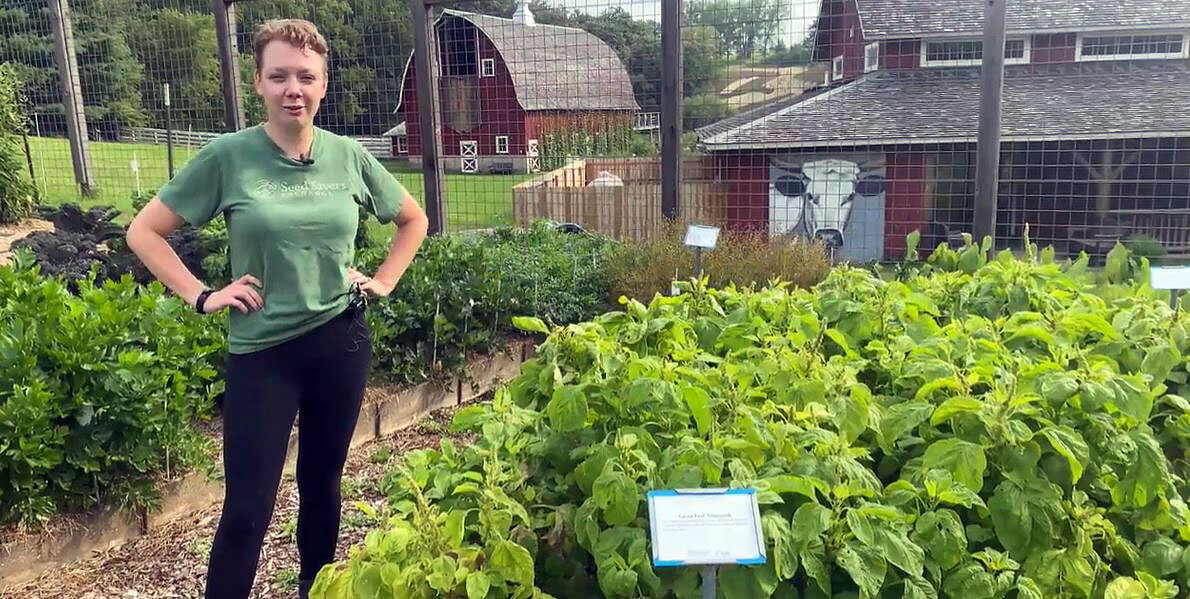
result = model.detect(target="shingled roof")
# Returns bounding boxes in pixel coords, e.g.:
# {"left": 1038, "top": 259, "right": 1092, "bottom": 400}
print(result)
{"left": 697, "top": 60, "right": 1190, "bottom": 151}
{"left": 854, "top": 0, "right": 1190, "bottom": 39}
{"left": 396, "top": 10, "right": 638, "bottom": 113}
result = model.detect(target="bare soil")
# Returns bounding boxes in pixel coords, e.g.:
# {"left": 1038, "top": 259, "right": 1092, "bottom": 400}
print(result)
{"left": 0, "top": 218, "right": 53, "bottom": 266}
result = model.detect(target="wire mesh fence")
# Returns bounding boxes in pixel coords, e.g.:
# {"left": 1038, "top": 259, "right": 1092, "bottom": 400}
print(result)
{"left": 1, "top": 0, "right": 1188, "bottom": 264}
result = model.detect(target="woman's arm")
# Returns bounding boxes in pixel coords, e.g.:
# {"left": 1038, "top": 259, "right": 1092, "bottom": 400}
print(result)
{"left": 126, "top": 198, "right": 262, "bottom": 313}
{"left": 350, "top": 189, "right": 428, "bottom": 297}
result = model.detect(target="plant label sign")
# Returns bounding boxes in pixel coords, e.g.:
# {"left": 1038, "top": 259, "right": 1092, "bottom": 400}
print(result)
{"left": 1150, "top": 266, "right": 1190, "bottom": 309}
{"left": 646, "top": 488, "right": 766, "bottom": 567}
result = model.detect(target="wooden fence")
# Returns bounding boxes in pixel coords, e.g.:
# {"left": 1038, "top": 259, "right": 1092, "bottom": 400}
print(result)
{"left": 513, "top": 157, "right": 727, "bottom": 240}
{"left": 119, "top": 127, "right": 392, "bottom": 160}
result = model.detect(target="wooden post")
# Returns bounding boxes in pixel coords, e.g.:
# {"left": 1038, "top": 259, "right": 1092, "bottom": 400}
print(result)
{"left": 411, "top": 0, "right": 446, "bottom": 235}
{"left": 973, "top": 0, "right": 1008, "bottom": 248}
{"left": 48, "top": 0, "right": 94, "bottom": 196}
{"left": 212, "top": 0, "right": 245, "bottom": 131}
{"left": 661, "top": 0, "right": 682, "bottom": 221}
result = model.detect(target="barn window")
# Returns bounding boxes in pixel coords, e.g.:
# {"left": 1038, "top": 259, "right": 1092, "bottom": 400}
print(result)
{"left": 396, "top": 136, "right": 407, "bottom": 154}
{"left": 832, "top": 55, "right": 844, "bottom": 80}
{"left": 481, "top": 58, "right": 495, "bottom": 77}
{"left": 923, "top": 38, "right": 1029, "bottom": 66}
{"left": 1078, "top": 33, "right": 1187, "bottom": 60}
{"left": 438, "top": 16, "right": 478, "bottom": 77}
{"left": 864, "top": 43, "right": 879, "bottom": 72}
{"left": 495, "top": 136, "right": 509, "bottom": 154}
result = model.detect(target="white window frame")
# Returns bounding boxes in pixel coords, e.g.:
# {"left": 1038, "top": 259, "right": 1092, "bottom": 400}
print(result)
{"left": 495, "top": 135, "right": 509, "bottom": 154}
{"left": 921, "top": 37, "right": 1031, "bottom": 67}
{"left": 864, "top": 42, "right": 880, "bottom": 72}
{"left": 480, "top": 58, "right": 496, "bottom": 77}
{"left": 1076, "top": 31, "right": 1189, "bottom": 62}
{"left": 832, "top": 55, "right": 844, "bottom": 80}
{"left": 396, "top": 136, "right": 407, "bottom": 154}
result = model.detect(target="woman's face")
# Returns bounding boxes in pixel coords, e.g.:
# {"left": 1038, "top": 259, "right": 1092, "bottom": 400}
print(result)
{"left": 254, "top": 40, "right": 327, "bottom": 130}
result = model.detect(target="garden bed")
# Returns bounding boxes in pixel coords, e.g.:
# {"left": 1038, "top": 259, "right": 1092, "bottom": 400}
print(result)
{"left": 0, "top": 399, "right": 478, "bottom": 599}
{"left": 0, "top": 341, "right": 533, "bottom": 593}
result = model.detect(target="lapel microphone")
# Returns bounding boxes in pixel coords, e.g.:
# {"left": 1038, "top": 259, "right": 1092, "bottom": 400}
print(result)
{"left": 299, "top": 154, "right": 315, "bottom": 166}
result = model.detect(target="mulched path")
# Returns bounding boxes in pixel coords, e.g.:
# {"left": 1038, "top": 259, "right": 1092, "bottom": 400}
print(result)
{"left": 0, "top": 404, "right": 472, "bottom": 599}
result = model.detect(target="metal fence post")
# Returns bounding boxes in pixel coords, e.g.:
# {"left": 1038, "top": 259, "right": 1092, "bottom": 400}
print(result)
{"left": 213, "top": 0, "right": 246, "bottom": 132}
{"left": 411, "top": 0, "right": 446, "bottom": 236}
{"left": 661, "top": 0, "right": 683, "bottom": 222}
{"left": 48, "top": 0, "right": 94, "bottom": 196}
{"left": 973, "top": 0, "right": 1008, "bottom": 248}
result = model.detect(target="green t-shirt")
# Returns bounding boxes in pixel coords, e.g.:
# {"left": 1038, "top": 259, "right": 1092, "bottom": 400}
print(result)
{"left": 158, "top": 124, "right": 405, "bottom": 354}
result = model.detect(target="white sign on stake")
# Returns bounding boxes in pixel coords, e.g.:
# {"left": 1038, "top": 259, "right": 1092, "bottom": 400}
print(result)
{"left": 1150, "top": 266, "right": 1190, "bottom": 291}
{"left": 647, "top": 488, "right": 766, "bottom": 567}
{"left": 1150, "top": 266, "right": 1190, "bottom": 310}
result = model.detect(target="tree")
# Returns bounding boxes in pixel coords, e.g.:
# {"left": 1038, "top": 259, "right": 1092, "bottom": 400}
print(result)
{"left": 127, "top": 8, "right": 223, "bottom": 131}
{"left": 71, "top": 0, "right": 147, "bottom": 134}
{"left": 686, "top": 0, "right": 784, "bottom": 58}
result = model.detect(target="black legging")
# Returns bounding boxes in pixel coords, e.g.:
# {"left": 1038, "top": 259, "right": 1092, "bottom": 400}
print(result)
{"left": 204, "top": 305, "right": 371, "bottom": 599}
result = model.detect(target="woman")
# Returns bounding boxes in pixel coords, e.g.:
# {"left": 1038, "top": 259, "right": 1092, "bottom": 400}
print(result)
{"left": 126, "top": 18, "right": 428, "bottom": 599}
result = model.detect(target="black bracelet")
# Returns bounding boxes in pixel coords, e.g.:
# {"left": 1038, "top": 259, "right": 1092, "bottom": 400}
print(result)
{"left": 195, "top": 289, "right": 214, "bottom": 314}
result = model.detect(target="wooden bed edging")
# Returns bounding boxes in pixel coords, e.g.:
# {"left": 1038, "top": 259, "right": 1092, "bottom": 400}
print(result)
{"left": 0, "top": 339, "right": 536, "bottom": 590}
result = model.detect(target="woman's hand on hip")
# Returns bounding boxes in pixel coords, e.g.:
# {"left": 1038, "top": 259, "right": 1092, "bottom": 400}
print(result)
{"left": 205, "top": 275, "right": 265, "bottom": 314}
{"left": 348, "top": 267, "right": 396, "bottom": 297}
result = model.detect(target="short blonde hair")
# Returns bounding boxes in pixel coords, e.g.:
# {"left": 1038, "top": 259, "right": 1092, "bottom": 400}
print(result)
{"left": 253, "top": 18, "right": 328, "bottom": 72}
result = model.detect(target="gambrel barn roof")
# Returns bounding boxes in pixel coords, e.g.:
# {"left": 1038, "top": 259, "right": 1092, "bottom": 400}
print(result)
{"left": 853, "top": 0, "right": 1190, "bottom": 39}
{"left": 395, "top": 9, "right": 639, "bottom": 113}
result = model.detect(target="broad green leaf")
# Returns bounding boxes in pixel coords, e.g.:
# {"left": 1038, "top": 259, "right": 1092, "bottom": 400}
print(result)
{"left": 943, "top": 562, "right": 997, "bottom": 599}
{"left": 681, "top": 385, "right": 713, "bottom": 435}
{"left": 914, "top": 509, "right": 967, "bottom": 571}
{"left": 594, "top": 470, "right": 639, "bottom": 526}
{"left": 445, "top": 509, "right": 469, "bottom": 548}
{"left": 916, "top": 377, "right": 963, "bottom": 401}
{"left": 546, "top": 385, "right": 587, "bottom": 432}
{"left": 1113, "top": 429, "right": 1169, "bottom": 509}
{"left": 988, "top": 479, "right": 1061, "bottom": 562}
{"left": 930, "top": 397, "right": 983, "bottom": 426}
{"left": 490, "top": 540, "right": 535, "bottom": 586}
{"left": 1104, "top": 577, "right": 1147, "bottom": 599}
{"left": 837, "top": 541, "right": 887, "bottom": 599}
{"left": 1040, "top": 426, "right": 1089, "bottom": 485}
{"left": 764, "top": 475, "right": 821, "bottom": 500}
{"left": 1040, "top": 374, "right": 1079, "bottom": 404}
{"left": 762, "top": 512, "right": 799, "bottom": 580}
{"left": 877, "top": 401, "right": 934, "bottom": 452}
{"left": 834, "top": 384, "right": 871, "bottom": 444}
{"left": 790, "top": 503, "right": 832, "bottom": 548}
{"left": 904, "top": 576, "right": 939, "bottom": 599}
{"left": 511, "top": 316, "right": 549, "bottom": 334}
{"left": 1141, "top": 538, "right": 1184, "bottom": 578}
{"left": 466, "top": 571, "right": 492, "bottom": 599}
{"left": 719, "top": 561, "right": 779, "bottom": 599}
{"left": 923, "top": 439, "right": 987, "bottom": 493}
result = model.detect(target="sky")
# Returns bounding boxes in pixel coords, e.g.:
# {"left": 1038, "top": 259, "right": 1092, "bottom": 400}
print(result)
{"left": 551, "top": 0, "right": 821, "bottom": 45}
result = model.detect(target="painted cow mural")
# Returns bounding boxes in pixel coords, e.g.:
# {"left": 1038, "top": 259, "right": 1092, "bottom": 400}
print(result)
{"left": 769, "top": 155, "right": 886, "bottom": 262}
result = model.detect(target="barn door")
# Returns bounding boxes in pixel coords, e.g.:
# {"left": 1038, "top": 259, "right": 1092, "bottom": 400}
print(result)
{"left": 527, "top": 139, "right": 540, "bottom": 173}
{"left": 460, "top": 140, "right": 478, "bottom": 173}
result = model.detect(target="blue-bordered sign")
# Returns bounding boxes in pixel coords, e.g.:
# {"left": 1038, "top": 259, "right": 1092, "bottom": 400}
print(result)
{"left": 646, "top": 488, "right": 766, "bottom": 567}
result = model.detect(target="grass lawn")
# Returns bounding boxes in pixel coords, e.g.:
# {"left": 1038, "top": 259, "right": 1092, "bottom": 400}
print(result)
{"left": 21, "top": 136, "right": 531, "bottom": 244}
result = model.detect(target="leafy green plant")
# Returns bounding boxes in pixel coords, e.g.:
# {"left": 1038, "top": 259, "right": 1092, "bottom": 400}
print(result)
{"left": 324, "top": 238, "right": 1190, "bottom": 598}
{"left": 0, "top": 62, "right": 36, "bottom": 224}
{"left": 0, "top": 259, "right": 227, "bottom": 527}
{"left": 357, "top": 221, "right": 614, "bottom": 386}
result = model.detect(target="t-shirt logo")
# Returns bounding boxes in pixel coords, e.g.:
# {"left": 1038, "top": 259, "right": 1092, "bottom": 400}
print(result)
{"left": 253, "top": 178, "right": 349, "bottom": 198}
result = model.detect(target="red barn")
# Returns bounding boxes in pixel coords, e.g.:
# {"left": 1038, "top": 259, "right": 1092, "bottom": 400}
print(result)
{"left": 392, "top": 6, "right": 640, "bottom": 174}
{"left": 697, "top": 0, "right": 1190, "bottom": 263}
